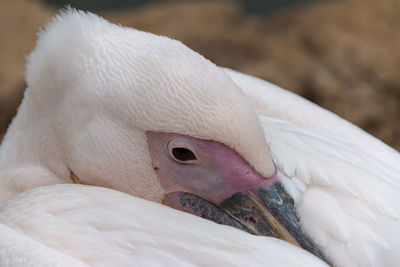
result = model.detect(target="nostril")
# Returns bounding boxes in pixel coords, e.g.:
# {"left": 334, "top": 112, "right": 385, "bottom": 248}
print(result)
{"left": 171, "top": 147, "right": 197, "bottom": 162}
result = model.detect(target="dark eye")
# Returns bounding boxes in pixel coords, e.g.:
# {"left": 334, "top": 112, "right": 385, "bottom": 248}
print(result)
{"left": 171, "top": 147, "right": 197, "bottom": 162}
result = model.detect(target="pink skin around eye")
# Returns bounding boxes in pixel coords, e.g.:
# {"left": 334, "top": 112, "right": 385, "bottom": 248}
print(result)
{"left": 146, "top": 132, "right": 327, "bottom": 263}
{"left": 146, "top": 132, "right": 277, "bottom": 205}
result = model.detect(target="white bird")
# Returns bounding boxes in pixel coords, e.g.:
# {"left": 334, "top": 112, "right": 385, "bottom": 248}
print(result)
{"left": 0, "top": 184, "right": 327, "bottom": 267}
{"left": 0, "top": 9, "right": 399, "bottom": 266}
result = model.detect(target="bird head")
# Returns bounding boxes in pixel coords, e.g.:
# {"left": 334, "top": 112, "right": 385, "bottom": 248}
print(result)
{"left": 22, "top": 9, "right": 324, "bottom": 261}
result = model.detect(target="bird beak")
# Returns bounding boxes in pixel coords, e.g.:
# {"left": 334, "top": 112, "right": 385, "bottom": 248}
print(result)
{"left": 219, "top": 182, "right": 326, "bottom": 260}
{"left": 164, "top": 181, "right": 328, "bottom": 263}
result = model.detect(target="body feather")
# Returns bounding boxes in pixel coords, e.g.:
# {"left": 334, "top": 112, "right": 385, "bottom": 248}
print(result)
{"left": 0, "top": 185, "right": 326, "bottom": 267}
{"left": 225, "top": 68, "right": 400, "bottom": 266}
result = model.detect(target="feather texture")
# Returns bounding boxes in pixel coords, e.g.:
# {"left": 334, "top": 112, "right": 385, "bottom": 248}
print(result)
{"left": 0, "top": 185, "right": 327, "bottom": 267}
{"left": 225, "top": 68, "right": 400, "bottom": 266}
{"left": 0, "top": 10, "right": 399, "bottom": 267}
{"left": 260, "top": 114, "right": 400, "bottom": 267}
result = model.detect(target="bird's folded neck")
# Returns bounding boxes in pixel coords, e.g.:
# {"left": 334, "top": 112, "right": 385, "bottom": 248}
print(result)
{"left": 0, "top": 95, "right": 70, "bottom": 203}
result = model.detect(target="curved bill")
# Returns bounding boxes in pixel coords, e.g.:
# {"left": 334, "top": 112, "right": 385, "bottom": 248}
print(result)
{"left": 164, "top": 182, "right": 329, "bottom": 264}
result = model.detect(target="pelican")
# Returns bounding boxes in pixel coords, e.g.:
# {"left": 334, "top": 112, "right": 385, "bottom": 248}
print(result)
{"left": 0, "top": 9, "right": 399, "bottom": 266}
{"left": 0, "top": 184, "right": 326, "bottom": 266}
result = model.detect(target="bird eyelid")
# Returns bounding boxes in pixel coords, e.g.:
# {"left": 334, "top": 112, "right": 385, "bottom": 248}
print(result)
{"left": 167, "top": 138, "right": 198, "bottom": 163}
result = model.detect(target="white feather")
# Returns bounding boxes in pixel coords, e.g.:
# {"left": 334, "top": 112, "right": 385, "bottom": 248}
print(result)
{"left": 260, "top": 116, "right": 400, "bottom": 266}
{"left": 0, "top": 9, "right": 399, "bottom": 267}
{"left": 225, "top": 69, "right": 400, "bottom": 266}
{"left": 0, "top": 185, "right": 327, "bottom": 267}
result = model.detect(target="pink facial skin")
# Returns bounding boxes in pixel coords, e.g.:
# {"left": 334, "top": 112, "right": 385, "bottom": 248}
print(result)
{"left": 146, "top": 132, "right": 277, "bottom": 205}
{"left": 146, "top": 132, "right": 328, "bottom": 264}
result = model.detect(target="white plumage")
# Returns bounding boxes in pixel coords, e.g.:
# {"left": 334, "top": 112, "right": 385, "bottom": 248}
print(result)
{"left": 225, "top": 69, "right": 400, "bottom": 266}
{"left": 0, "top": 9, "right": 399, "bottom": 267}
{"left": 0, "top": 184, "right": 326, "bottom": 267}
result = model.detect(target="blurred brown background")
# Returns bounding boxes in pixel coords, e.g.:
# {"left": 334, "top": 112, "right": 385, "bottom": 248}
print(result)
{"left": 1, "top": 0, "right": 399, "bottom": 149}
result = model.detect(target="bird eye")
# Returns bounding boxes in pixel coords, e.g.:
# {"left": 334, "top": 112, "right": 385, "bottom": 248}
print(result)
{"left": 171, "top": 147, "right": 197, "bottom": 162}
{"left": 167, "top": 138, "right": 198, "bottom": 163}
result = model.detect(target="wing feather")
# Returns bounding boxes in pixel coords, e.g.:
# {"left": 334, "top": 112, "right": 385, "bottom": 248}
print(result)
{"left": 225, "top": 67, "right": 400, "bottom": 266}
{"left": 259, "top": 115, "right": 400, "bottom": 266}
{"left": 0, "top": 185, "right": 327, "bottom": 267}
{"left": 223, "top": 67, "right": 400, "bottom": 172}
{"left": 0, "top": 223, "right": 88, "bottom": 267}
